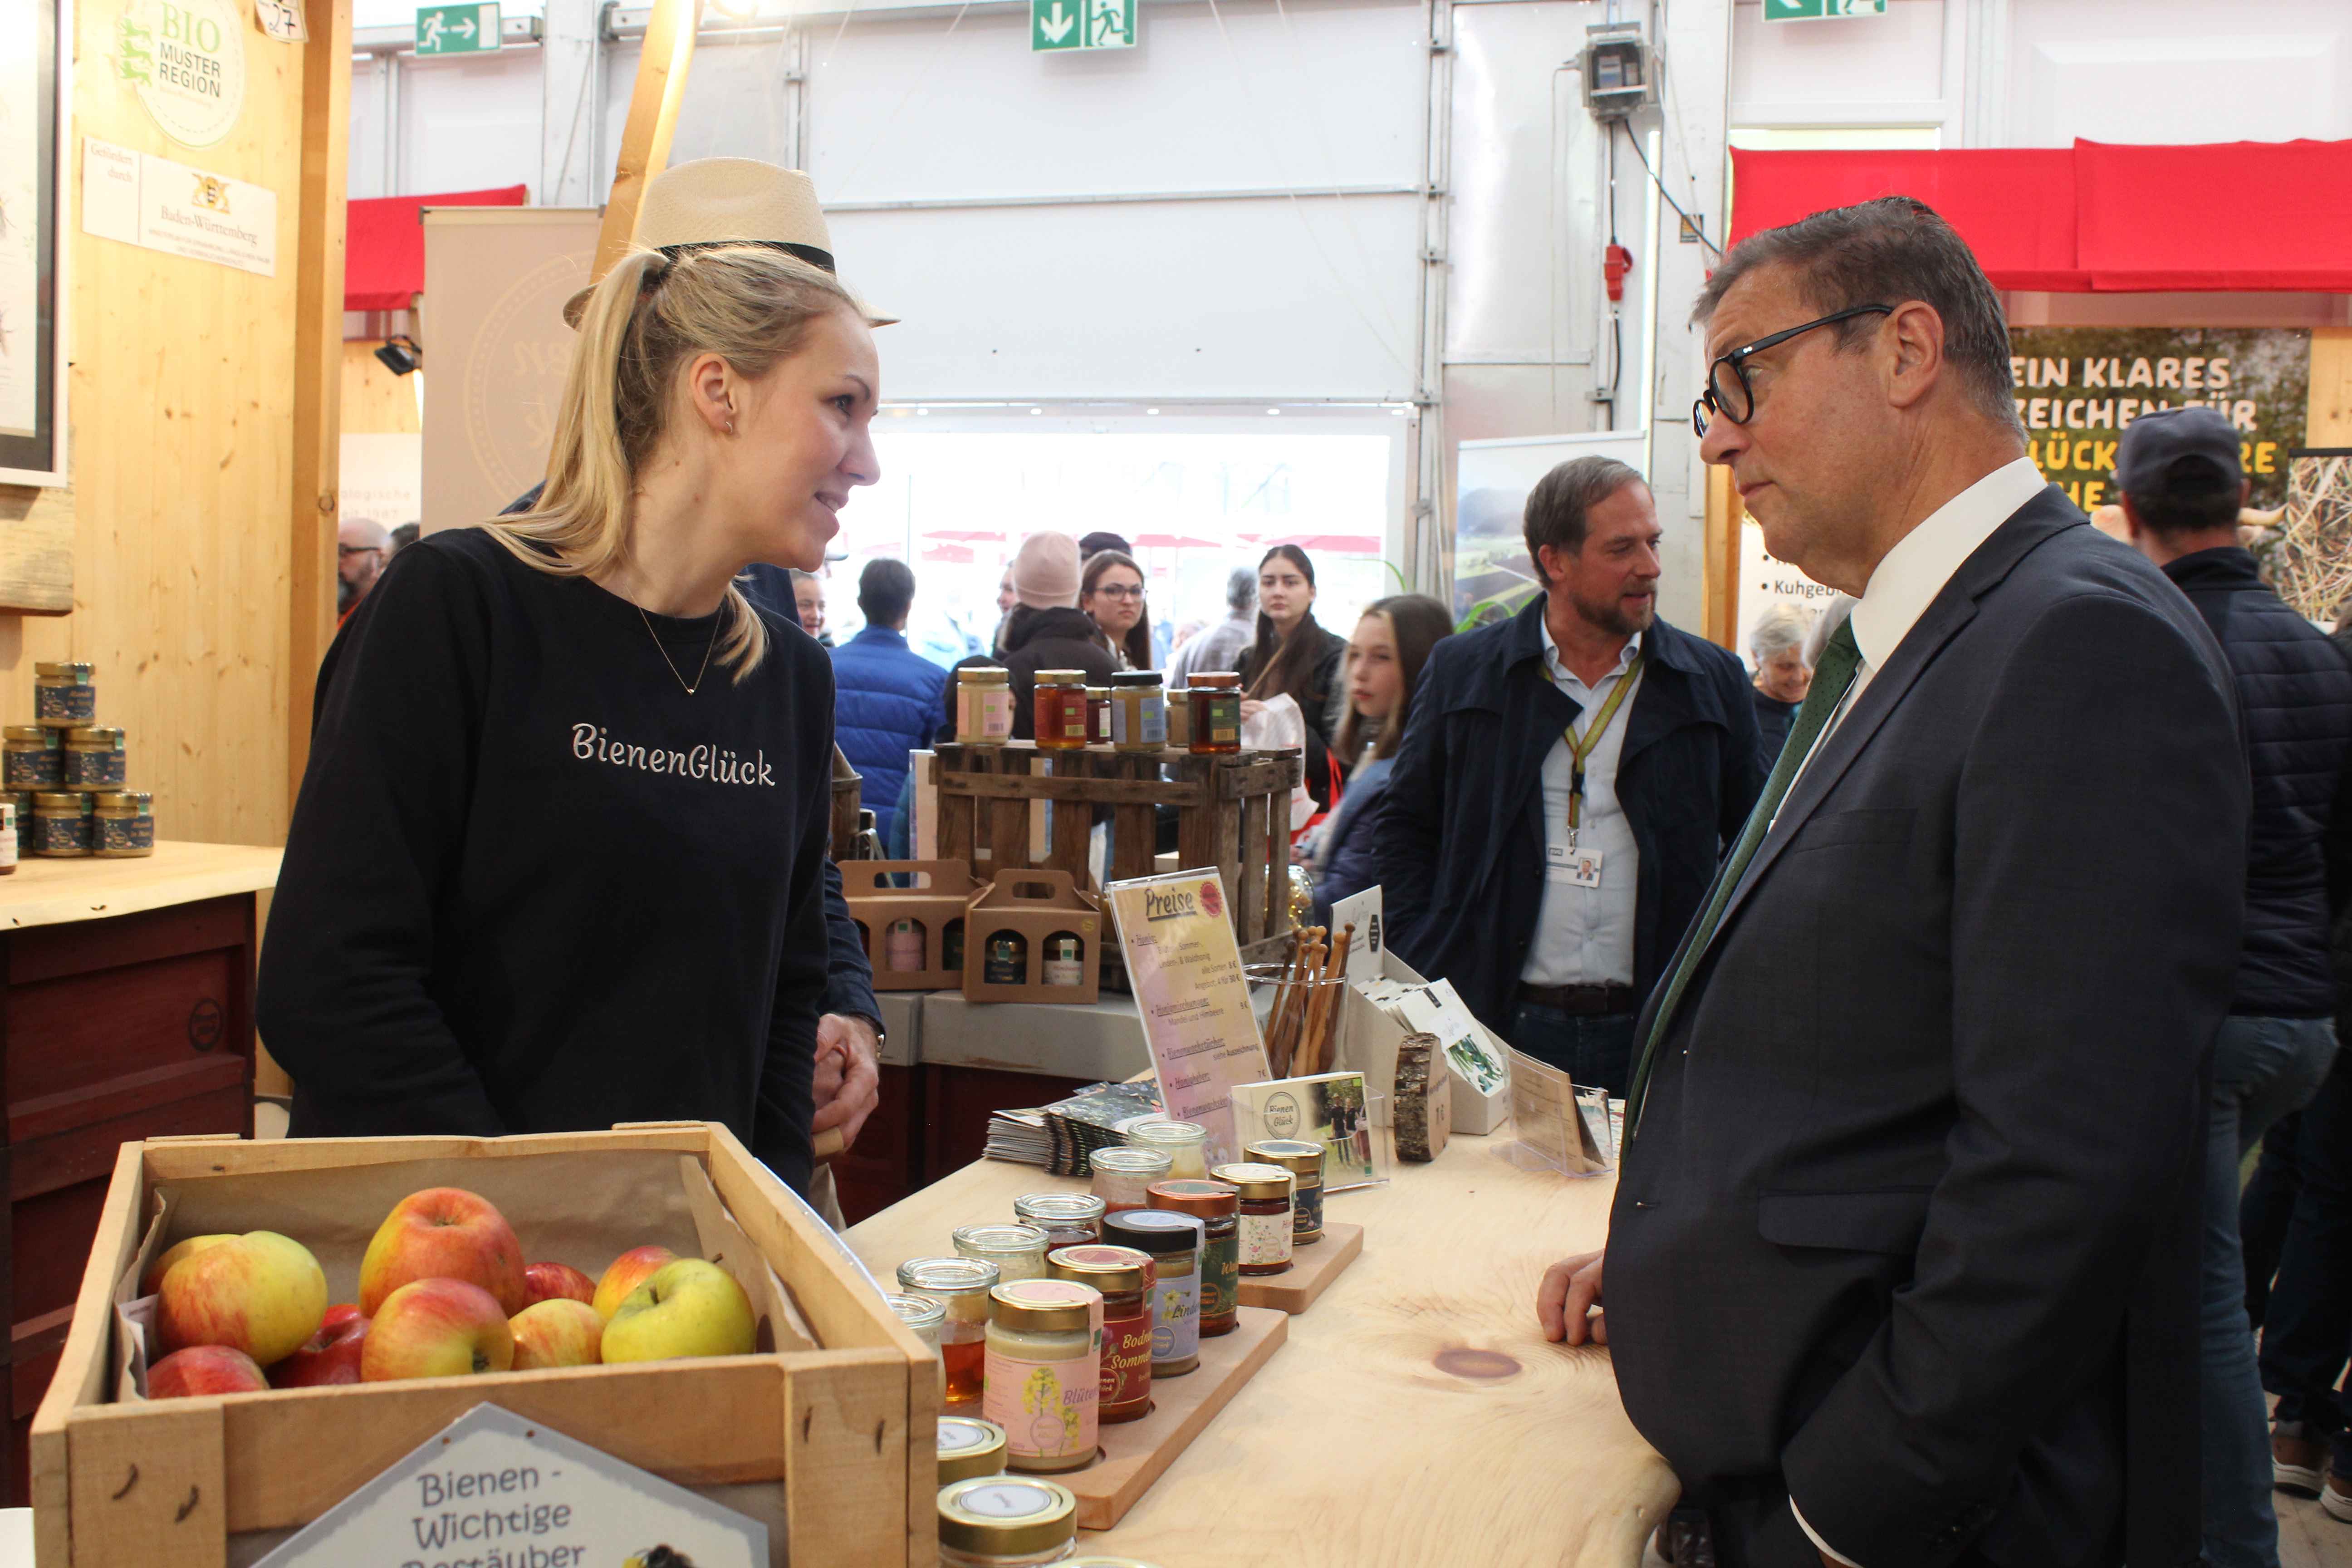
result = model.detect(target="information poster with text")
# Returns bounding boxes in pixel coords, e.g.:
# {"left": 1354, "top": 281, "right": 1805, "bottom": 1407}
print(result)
{"left": 1107, "top": 868, "right": 1270, "bottom": 1166}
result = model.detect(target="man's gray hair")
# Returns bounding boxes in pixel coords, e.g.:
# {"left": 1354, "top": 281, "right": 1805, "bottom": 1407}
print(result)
{"left": 1692, "top": 196, "right": 2022, "bottom": 436}
{"left": 1524, "top": 456, "right": 1646, "bottom": 578}
{"left": 1225, "top": 565, "right": 1258, "bottom": 615}
{"left": 1749, "top": 602, "right": 1811, "bottom": 664}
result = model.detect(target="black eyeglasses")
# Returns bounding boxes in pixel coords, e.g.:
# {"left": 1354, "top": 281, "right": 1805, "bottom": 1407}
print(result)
{"left": 1091, "top": 584, "right": 1145, "bottom": 601}
{"left": 1692, "top": 304, "right": 1894, "bottom": 437}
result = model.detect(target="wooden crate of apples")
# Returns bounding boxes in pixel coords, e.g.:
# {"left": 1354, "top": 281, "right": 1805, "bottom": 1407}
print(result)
{"left": 145, "top": 1186, "right": 757, "bottom": 1397}
{"left": 30, "top": 1124, "right": 939, "bottom": 1568}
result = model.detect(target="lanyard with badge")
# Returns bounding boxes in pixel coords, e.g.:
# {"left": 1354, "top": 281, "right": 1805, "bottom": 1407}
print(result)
{"left": 1545, "top": 653, "right": 1642, "bottom": 888}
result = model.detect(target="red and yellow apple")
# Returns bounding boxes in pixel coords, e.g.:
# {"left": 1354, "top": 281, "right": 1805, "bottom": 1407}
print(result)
{"left": 510, "top": 1298, "right": 603, "bottom": 1370}
{"left": 359, "top": 1278, "right": 513, "bottom": 1382}
{"left": 523, "top": 1261, "right": 596, "bottom": 1308}
{"left": 601, "top": 1259, "right": 757, "bottom": 1364}
{"left": 359, "top": 1188, "right": 526, "bottom": 1317}
{"left": 149, "top": 1345, "right": 269, "bottom": 1399}
{"left": 593, "top": 1245, "right": 675, "bottom": 1321}
{"left": 268, "top": 1304, "right": 369, "bottom": 1388}
{"left": 155, "top": 1230, "right": 328, "bottom": 1365}
{"left": 140, "top": 1234, "right": 237, "bottom": 1298}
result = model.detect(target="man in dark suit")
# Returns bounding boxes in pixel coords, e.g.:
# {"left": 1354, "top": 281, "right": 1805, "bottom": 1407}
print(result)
{"left": 1540, "top": 196, "right": 2246, "bottom": 1568}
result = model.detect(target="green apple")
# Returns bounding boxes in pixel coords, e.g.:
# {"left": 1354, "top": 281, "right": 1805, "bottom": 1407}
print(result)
{"left": 600, "top": 1259, "right": 757, "bottom": 1363}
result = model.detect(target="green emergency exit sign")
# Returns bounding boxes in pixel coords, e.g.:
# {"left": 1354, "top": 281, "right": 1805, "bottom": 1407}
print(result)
{"left": 416, "top": 1, "right": 499, "bottom": 53}
{"left": 1763, "top": 0, "right": 1887, "bottom": 18}
{"left": 1032, "top": 0, "right": 1133, "bottom": 51}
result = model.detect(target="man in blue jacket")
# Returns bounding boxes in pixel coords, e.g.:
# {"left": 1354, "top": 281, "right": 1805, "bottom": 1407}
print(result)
{"left": 1378, "top": 456, "right": 1764, "bottom": 1095}
{"left": 831, "top": 559, "right": 947, "bottom": 847}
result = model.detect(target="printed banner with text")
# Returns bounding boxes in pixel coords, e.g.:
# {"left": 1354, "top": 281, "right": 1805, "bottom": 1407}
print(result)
{"left": 1107, "top": 868, "right": 1270, "bottom": 1166}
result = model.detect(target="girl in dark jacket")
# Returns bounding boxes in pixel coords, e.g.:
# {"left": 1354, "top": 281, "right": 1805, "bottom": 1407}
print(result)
{"left": 1308, "top": 594, "right": 1453, "bottom": 922}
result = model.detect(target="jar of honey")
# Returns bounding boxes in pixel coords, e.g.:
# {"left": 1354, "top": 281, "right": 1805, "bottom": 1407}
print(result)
{"left": 895, "top": 1256, "right": 1000, "bottom": 1411}
{"left": 957, "top": 666, "right": 1016, "bottom": 746}
{"left": 1187, "top": 672, "right": 1242, "bottom": 754}
{"left": 1034, "top": 671, "right": 1090, "bottom": 750}
{"left": 1047, "top": 1244, "right": 1155, "bottom": 1424}
{"left": 1109, "top": 671, "right": 1166, "bottom": 752}
{"left": 1211, "top": 1162, "right": 1296, "bottom": 1277}
{"left": 3, "top": 727, "right": 61, "bottom": 790}
{"left": 1086, "top": 687, "right": 1112, "bottom": 745}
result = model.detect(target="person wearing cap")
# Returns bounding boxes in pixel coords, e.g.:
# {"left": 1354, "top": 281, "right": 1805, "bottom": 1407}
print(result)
{"left": 1000, "top": 532, "right": 1116, "bottom": 737}
{"left": 259, "top": 159, "right": 889, "bottom": 1200}
{"left": 2113, "top": 407, "right": 2352, "bottom": 1553}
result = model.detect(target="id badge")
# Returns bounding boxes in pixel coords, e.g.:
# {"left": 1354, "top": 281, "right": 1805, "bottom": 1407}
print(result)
{"left": 1545, "top": 841, "right": 1604, "bottom": 888}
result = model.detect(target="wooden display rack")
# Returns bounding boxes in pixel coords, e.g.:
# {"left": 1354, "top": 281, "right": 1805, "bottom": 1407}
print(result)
{"left": 840, "top": 859, "right": 986, "bottom": 991}
{"left": 960, "top": 867, "right": 1104, "bottom": 1005}
{"left": 30, "top": 1123, "right": 937, "bottom": 1568}
{"left": 930, "top": 743, "right": 1302, "bottom": 951}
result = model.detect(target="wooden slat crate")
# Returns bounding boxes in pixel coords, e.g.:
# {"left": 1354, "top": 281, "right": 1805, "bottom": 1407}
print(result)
{"left": 929, "top": 743, "right": 1303, "bottom": 947}
{"left": 29, "top": 1123, "right": 937, "bottom": 1568}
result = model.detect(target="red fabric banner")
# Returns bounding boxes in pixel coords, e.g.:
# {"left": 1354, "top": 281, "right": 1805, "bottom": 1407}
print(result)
{"left": 1727, "top": 141, "right": 2352, "bottom": 294}
{"left": 344, "top": 185, "right": 528, "bottom": 313}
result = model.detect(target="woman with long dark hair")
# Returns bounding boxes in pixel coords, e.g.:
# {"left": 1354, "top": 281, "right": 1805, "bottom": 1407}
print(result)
{"left": 1309, "top": 594, "right": 1454, "bottom": 920}
{"left": 1239, "top": 544, "right": 1350, "bottom": 810}
{"left": 1081, "top": 549, "right": 1152, "bottom": 670}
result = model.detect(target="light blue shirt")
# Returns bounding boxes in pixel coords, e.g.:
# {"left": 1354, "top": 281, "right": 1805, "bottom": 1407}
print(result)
{"left": 1519, "top": 624, "right": 1643, "bottom": 988}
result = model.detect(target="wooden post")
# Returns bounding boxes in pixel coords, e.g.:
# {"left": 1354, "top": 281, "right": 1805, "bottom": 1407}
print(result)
{"left": 2308, "top": 328, "right": 2352, "bottom": 447}
{"left": 593, "top": 0, "right": 706, "bottom": 282}
{"left": 287, "top": 0, "right": 354, "bottom": 809}
{"left": 1702, "top": 460, "right": 1741, "bottom": 651}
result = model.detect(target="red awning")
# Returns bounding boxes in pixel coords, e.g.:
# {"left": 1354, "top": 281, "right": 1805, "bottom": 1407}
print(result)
{"left": 345, "top": 185, "right": 529, "bottom": 313}
{"left": 1728, "top": 140, "right": 2352, "bottom": 293}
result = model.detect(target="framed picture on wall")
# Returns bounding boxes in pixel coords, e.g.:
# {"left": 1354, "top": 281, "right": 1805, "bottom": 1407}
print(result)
{"left": 0, "top": 0, "right": 70, "bottom": 487}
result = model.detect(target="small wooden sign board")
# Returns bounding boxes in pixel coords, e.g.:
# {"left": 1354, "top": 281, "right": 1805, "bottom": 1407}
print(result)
{"left": 252, "top": 1402, "right": 768, "bottom": 1568}
{"left": 1066, "top": 1303, "right": 1288, "bottom": 1529}
{"left": 1235, "top": 1221, "right": 1363, "bottom": 1314}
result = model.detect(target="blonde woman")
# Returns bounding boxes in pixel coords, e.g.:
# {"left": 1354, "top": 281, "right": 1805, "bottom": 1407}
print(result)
{"left": 257, "top": 231, "right": 879, "bottom": 1196}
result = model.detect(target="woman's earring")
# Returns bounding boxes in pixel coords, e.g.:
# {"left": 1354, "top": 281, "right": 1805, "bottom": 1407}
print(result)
{"left": 726, "top": 419, "right": 737, "bottom": 436}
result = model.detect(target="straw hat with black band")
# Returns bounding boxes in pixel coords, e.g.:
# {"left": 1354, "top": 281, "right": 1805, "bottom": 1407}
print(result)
{"left": 562, "top": 157, "right": 897, "bottom": 329}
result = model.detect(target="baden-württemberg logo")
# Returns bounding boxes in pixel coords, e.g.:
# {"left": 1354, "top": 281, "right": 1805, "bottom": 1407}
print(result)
{"left": 116, "top": 0, "right": 247, "bottom": 150}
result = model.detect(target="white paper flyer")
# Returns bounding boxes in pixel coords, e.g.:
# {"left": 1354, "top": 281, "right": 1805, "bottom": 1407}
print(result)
{"left": 1106, "top": 867, "right": 1271, "bottom": 1166}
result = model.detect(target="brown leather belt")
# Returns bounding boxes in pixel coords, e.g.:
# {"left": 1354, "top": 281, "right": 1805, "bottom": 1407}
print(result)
{"left": 1515, "top": 982, "right": 1638, "bottom": 1015}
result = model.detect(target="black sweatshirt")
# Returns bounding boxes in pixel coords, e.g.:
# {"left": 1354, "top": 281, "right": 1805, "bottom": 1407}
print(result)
{"left": 256, "top": 527, "right": 837, "bottom": 1192}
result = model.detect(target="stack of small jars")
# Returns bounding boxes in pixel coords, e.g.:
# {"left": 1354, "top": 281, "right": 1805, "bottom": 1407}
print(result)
{"left": 931, "top": 1411, "right": 1168, "bottom": 1563}
{"left": 1, "top": 662, "right": 153, "bottom": 862}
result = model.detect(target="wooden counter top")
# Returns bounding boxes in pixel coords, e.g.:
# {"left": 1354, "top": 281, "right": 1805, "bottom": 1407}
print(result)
{"left": 846, "top": 1131, "right": 1679, "bottom": 1567}
{"left": 0, "top": 841, "right": 281, "bottom": 929}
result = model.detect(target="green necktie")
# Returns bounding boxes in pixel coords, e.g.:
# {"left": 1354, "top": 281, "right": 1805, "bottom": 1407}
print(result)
{"left": 1622, "top": 620, "right": 1863, "bottom": 1134}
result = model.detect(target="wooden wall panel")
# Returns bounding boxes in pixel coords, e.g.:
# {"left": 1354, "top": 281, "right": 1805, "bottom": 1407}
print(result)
{"left": 0, "top": 0, "right": 348, "bottom": 849}
{"left": 341, "top": 343, "right": 422, "bottom": 436}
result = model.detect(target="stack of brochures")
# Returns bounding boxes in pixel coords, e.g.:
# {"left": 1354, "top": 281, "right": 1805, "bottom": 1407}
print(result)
{"left": 982, "top": 1080, "right": 1164, "bottom": 1174}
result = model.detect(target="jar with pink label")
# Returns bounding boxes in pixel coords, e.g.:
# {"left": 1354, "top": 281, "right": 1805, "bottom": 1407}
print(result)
{"left": 983, "top": 1279, "right": 1103, "bottom": 1473}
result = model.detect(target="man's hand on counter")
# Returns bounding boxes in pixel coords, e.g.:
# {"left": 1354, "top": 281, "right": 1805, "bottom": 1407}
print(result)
{"left": 1539, "top": 1248, "right": 1607, "bottom": 1346}
{"left": 811, "top": 1013, "right": 881, "bottom": 1152}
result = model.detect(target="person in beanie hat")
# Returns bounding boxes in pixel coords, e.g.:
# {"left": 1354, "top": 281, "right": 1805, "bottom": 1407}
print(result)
{"left": 1001, "top": 531, "right": 1112, "bottom": 735}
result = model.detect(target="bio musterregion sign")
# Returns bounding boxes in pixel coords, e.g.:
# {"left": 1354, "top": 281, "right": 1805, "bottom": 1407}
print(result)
{"left": 116, "top": 0, "right": 247, "bottom": 149}
{"left": 2008, "top": 327, "right": 2309, "bottom": 512}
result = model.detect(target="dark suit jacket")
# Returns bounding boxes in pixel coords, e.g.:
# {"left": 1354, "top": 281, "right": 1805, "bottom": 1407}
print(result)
{"left": 1378, "top": 602, "right": 1765, "bottom": 1034}
{"left": 1608, "top": 489, "right": 2245, "bottom": 1568}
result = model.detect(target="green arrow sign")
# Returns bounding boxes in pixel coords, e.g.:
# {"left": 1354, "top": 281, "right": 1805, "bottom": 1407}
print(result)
{"left": 1032, "top": 0, "right": 1132, "bottom": 51}
{"left": 416, "top": 0, "right": 499, "bottom": 53}
{"left": 1762, "top": 0, "right": 1886, "bottom": 17}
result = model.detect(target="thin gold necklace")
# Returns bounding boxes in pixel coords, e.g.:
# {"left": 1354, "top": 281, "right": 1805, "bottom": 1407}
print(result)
{"left": 638, "top": 603, "right": 718, "bottom": 696}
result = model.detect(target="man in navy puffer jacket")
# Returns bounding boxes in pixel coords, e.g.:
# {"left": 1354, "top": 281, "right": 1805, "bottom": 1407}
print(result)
{"left": 2119, "top": 407, "right": 2352, "bottom": 1563}
{"left": 831, "top": 559, "right": 946, "bottom": 847}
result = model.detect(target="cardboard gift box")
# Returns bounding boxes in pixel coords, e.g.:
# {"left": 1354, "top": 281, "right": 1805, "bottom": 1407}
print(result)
{"left": 960, "top": 868, "right": 1104, "bottom": 1005}
{"left": 840, "top": 858, "right": 987, "bottom": 991}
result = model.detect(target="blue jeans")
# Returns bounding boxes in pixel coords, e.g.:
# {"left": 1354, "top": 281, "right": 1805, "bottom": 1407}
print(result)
{"left": 2255, "top": 1030, "right": 2352, "bottom": 1469}
{"left": 2205, "top": 1016, "right": 2337, "bottom": 1567}
{"left": 1506, "top": 1004, "right": 1637, "bottom": 1099}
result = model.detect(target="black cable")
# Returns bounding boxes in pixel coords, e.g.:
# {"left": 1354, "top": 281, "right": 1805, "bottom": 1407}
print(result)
{"left": 1614, "top": 118, "right": 1723, "bottom": 258}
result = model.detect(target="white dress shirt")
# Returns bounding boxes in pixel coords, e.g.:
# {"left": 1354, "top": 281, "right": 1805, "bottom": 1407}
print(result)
{"left": 1519, "top": 623, "right": 1643, "bottom": 989}
{"left": 1786, "top": 453, "right": 2048, "bottom": 1568}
